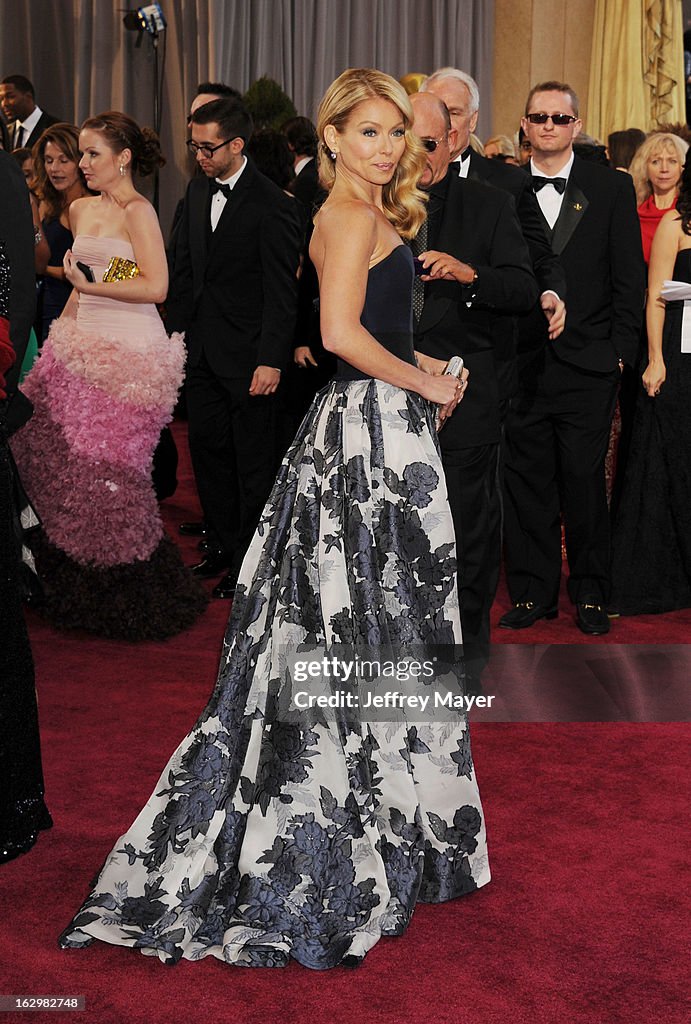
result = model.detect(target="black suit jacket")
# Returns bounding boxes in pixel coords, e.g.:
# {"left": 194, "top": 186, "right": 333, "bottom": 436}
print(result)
{"left": 466, "top": 150, "right": 566, "bottom": 403}
{"left": 10, "top": 110, "right": 60, "bottom": 151}
{"left": 289, "top": 158, "right": 320, "bottom": 213}
{"left": 467, "top": 151, "right": 566, "bottom": 298}
{"left": 517, "top": 157, "right": 645, "bottom": 372}
{"left": 415, "top": 174, "right": 538, "bottom": 449}
{"left": 0, "top": 150, "right": 35, "bottom": 394}
{"left": 167, "top": 157, "right": 302, "bottom": 378}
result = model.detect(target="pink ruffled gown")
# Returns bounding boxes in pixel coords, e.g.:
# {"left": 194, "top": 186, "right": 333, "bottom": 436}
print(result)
{"left": 12, "top": 235, "right": 207, "bottom": 640}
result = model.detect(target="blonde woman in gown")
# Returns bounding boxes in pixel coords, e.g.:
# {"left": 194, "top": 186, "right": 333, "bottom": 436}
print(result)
{"left": 59, "top": 73, "right": 490, "bottom": 969}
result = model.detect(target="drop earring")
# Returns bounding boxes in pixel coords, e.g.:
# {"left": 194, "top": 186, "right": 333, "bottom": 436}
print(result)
{"left": 119, "top": 164, "right": 126, "bottom": 177}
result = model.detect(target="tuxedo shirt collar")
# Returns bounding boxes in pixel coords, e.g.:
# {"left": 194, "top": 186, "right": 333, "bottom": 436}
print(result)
{"left": 17, "top": 105, "right": 42, "bottom": 136}
{"left": 215, "top": 155, "right": 247, "bottom": 190}
{"left": 530, "top": 152, "right": 575, "bottom": 230}
{"left": 294, "top": 155, "right": 313, "bottom": 176}
{"left": 452, "top": 147, "right": 472, "bottom": 178}
{"left": 529, "top": 151, "right": 574, "bottom": 183}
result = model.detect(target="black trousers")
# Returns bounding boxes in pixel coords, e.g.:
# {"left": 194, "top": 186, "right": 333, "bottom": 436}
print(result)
{"left": 186, "top": 355, "right": 281, "bottom": 579}
{"left": 441, "top": 441, "right": 501, "bottom": 679}
{"left": 503, "top": 348, "right": 619, "bottom": 606}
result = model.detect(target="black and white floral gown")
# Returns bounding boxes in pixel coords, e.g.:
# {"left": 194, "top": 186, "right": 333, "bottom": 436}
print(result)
{"left": 59, "top": 245, "right": 490, "bottom": 970}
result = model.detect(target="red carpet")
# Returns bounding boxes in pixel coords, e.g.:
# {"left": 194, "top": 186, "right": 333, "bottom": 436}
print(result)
{"left": 1, "top": 422, "right": 688, "bottom": 1024}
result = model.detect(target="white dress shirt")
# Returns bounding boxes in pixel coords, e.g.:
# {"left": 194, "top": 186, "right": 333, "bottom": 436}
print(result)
{"left": 530, "top": 153, "right": 574, "bottom": 229}
{"left": 293, "top": 155, "right": 313, "bottom": 177}
{"left": 210, "top": 156, "right": 247, "bottom": 231}
{"left": 14, "top": 105, "right": 43, "bottom": 148}
{"left": 452, "top": 148, "right": 472, "bottom": 179}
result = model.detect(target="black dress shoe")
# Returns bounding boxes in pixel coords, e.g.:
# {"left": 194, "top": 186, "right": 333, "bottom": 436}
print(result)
{"left": 576, "top": 598, "right": 610, "bottom": 635}
{"left": 189, "top": 551, "right": 230, "bottom": 578}
{"left": 499, "top": 602, "right": 558, "bottom": 630}
{"left": 179, "top": 521, "right": 206, "bottom": 537}
{"left": 211, "top": 572, "right": 238, "bottom": 599}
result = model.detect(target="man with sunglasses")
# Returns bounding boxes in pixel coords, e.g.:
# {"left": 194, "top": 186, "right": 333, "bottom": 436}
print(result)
{"left": 410, "top": 91, "right": 538, "bottom": 690}
{"left": 421, "top": 68, "right": 567, "bottom": 355}
{"left": 501, "top": 81, "right": 645, "bottom": 635}
{"left": 166, "top": 97, "right": 302, "bottom": 599}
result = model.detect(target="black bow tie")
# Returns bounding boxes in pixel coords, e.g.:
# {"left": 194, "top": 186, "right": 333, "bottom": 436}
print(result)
{"left": 532, "top": 175, "right": 567, "bottom": 194}
{"left": 211, "top": 180, "right": 232, "bottom": 198}
{"left": 459, "top": 147, "right": 471, "bottom": 163}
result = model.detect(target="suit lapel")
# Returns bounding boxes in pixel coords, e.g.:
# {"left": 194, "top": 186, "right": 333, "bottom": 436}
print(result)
{"left": 207, "top": 158, "right": 253, "bottom": 253}
{"left": 551, "top": 174, "right": 588, "bottom": 255}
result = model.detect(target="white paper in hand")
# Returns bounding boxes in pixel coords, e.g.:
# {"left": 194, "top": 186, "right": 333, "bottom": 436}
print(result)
{"left": 660, "top": 280, "right": 691, "bottom": 353}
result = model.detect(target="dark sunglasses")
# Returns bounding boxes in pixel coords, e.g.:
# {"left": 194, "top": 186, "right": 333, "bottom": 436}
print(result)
{"left": 421, "top": 137, "right": 445, "bottom": 153}
{"left": 526, "top": 113, "right": 577, "bottom": 126}
{"left": 186, "top": 138, "right": 233, "bottom": 159}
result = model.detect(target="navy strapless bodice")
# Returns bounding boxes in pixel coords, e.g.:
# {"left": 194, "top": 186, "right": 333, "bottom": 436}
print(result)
{"left": 671, "top": 248, "right": 691, "bottom": 283}
{"left": 41, "top": 218, "right": 74, "bottom": 339}
{"left": 335, "top": 245, "right": 416, "bottom": 381}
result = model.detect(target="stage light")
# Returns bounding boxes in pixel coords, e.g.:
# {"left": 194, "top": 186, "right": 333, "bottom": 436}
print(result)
{"left": 123, "top": 3, "right": 167, "bottom": 35}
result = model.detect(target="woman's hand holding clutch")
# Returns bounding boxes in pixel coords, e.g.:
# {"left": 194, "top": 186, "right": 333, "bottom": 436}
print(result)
{"left": 415, "top": 352, "right": 448, "bottom": 377}
{"left": 63, "top": 249, "right": 91, "bottom": 291}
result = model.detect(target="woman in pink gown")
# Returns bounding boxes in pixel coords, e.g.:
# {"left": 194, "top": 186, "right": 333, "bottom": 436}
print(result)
{"left": 12, "top": 112, "right": 206, "bottom": 640}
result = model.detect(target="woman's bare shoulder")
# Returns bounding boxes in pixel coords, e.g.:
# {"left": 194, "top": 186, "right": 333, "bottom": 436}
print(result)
{"left": 67, "top": 195, "right": 98, "bottom": 229}
{"left": 316, "top": 198, "right": 377, "bottom": 236}
{"left": 69, "top": 195, "right": 97, "bottom": 216}
{"left": 124, "top": 194, "right": 157, "bottom": 224}
{"left": 312, "top": 199, "right": 377, "bottom": 258}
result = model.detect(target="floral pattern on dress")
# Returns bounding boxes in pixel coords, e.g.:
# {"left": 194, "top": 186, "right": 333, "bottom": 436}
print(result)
{"left": 59, "top": 379, "right": 490, "bottom": 970}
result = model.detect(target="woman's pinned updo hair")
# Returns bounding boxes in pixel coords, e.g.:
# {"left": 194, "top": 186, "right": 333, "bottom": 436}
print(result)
{"left": 316, "top": 68, "right": 427, "bottom": 238}
{"left": 81, "top": 111, "right": 165, "bottom": 177}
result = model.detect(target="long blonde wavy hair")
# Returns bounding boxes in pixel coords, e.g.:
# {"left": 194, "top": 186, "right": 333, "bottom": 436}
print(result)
{"left": 316, "top": 68, "right": 427, "bottom": 239}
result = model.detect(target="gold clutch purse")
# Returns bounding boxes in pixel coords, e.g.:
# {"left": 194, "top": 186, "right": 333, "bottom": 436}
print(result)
{"left": 103, "top": 256, "right": 140, "bottom": 282}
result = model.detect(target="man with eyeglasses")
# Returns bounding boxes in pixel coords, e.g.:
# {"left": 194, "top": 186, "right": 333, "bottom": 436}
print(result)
{"left": 166, "top": 97, "right": 302, "bottom": 599}
{"left": 500, "top": 80, "right": 645, "bottom": 635}
{"left": 164, "top": 83, "right": 244, "bottom": 527}
{"left": 410, "top": 92, "right": 538, "bottom": 690}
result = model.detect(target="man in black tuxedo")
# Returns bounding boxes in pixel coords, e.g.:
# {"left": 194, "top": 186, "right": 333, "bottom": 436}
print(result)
{"left": 410, "top": 93, "right": 538, "bottom": 684}
{"left": 282, "top": 116, "right": 320, "bottom": 215}
{"left": 500, "top": 81, "right": 645, "bottom": 634}
{"left": 0, "top": 76, "right": 59, "bottom": 151}
{"left": 167, "top": 98, "right": 302, "bottom": 598}
{"left": 421, "top": 67, "right": 567, "bottom": 362}
{"left": 279, "top": 115, "right": 333, "bottom": 429}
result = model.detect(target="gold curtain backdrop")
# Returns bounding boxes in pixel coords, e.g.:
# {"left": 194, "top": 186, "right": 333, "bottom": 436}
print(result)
{"left": 587, "top": 0, "right": 685, "bottom": 140}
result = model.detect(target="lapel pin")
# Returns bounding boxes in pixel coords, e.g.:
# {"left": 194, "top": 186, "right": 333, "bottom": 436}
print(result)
{"left": 572, "top": 202, "right": 583, "bottom": 211}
